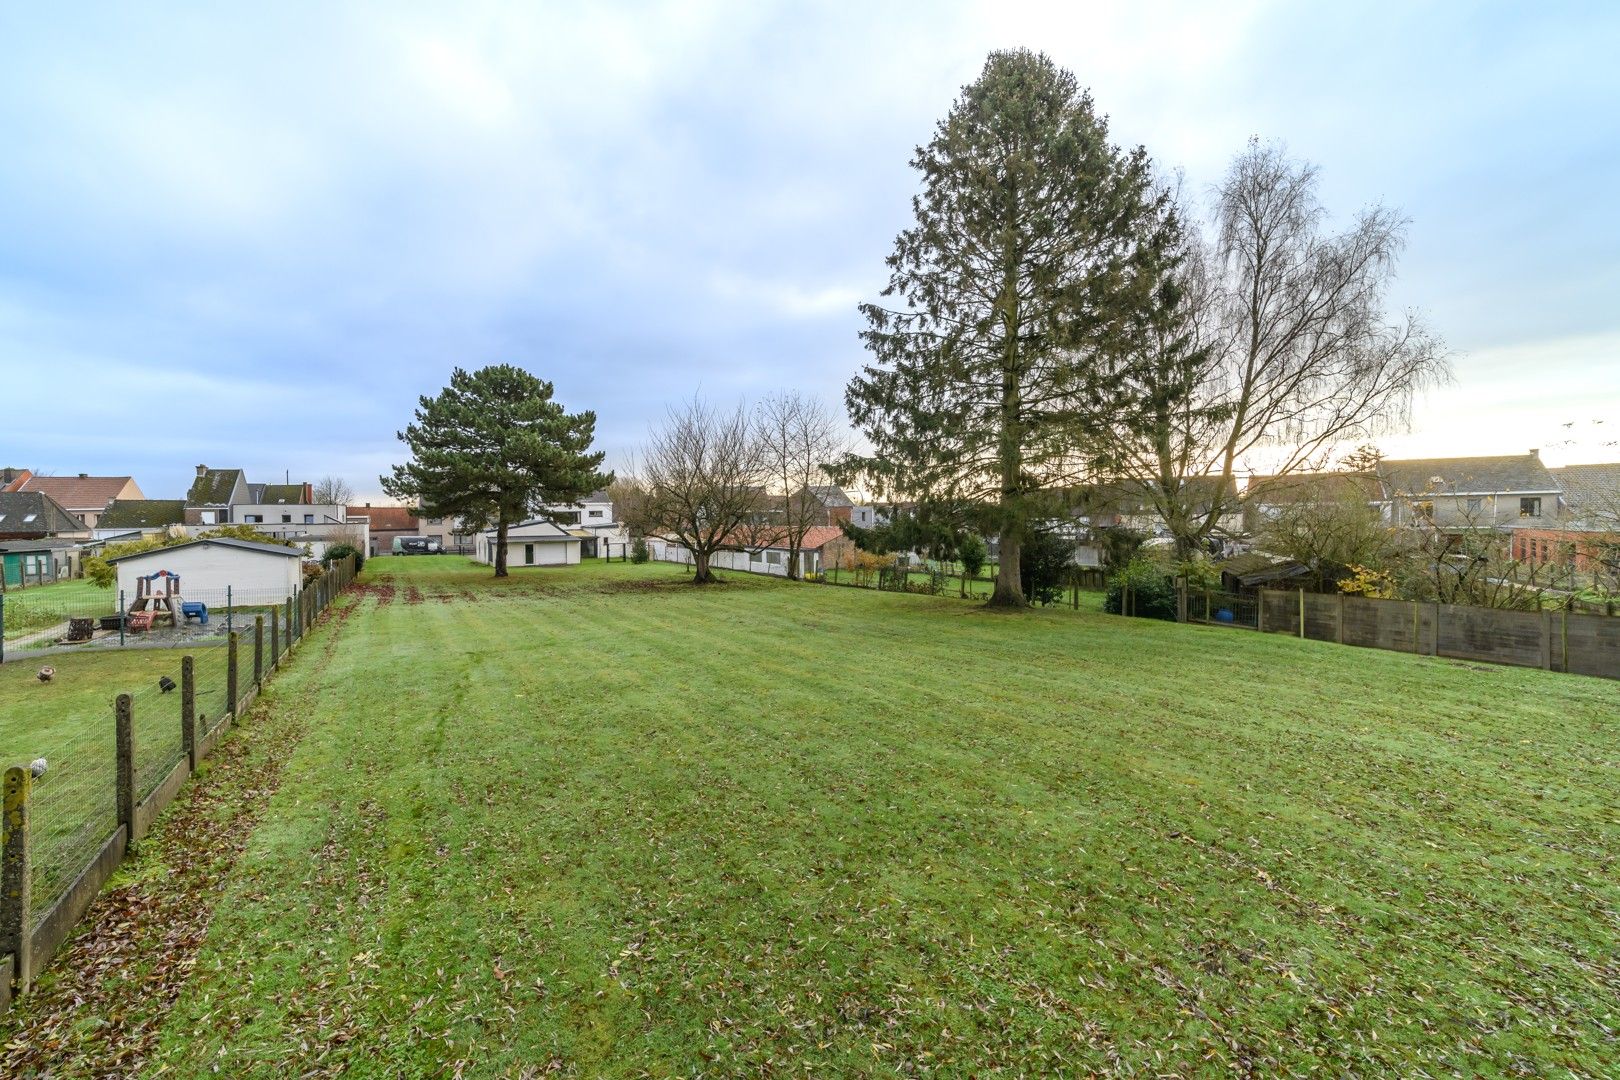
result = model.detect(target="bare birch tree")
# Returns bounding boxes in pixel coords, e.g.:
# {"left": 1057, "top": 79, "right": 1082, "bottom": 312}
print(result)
{"left": 1095, "top": 140, "right": 1450, "bottom": 556}
{"left": 638, "top": 398, "right": 767, "bottom": 584}
{"left": 754, "top": 392, "right": 848, "bottom": 580}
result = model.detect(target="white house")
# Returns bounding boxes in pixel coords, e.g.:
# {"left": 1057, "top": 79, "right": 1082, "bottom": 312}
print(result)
{"left": 474, "top": 519, "right": 584, "bottom": 568}
{"left": 537, "top": 489, "right": 628, "bottom": 558}
{"left": 107, "top": 537, "right": 305, "bottom": 606}
{"left": 648, "top": 526, "right": 847, "bottom": 578}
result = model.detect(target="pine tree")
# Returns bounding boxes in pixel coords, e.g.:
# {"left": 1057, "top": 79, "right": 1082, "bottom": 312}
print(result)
{"left": 843, "top": 49, "right": 1179, "bottom": 606}
{"left": 383, "top": 365, "right": 609, "bottom": 577}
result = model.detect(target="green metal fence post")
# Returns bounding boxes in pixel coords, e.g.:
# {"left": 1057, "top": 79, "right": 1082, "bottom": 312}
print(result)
{"left": 227, "top": 633, "right": 239, "bottom": 716}
{"left": 118, "top": 589, "right": 126, "bottom": 647}
{"left": 254, "top": 615, "right": 264, "bottom": 686}
{"left": 269, "top": 608, "right": 279, "bottom": 670}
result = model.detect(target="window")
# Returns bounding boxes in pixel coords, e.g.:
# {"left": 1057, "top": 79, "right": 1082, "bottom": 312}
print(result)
{"left": 303, "top": 514, "right": 315, "bottom": 524}
{"left": 588, "top": 510, "right": 604, "bottom": 518}
{"left": 281, "top": 514, "right": 292, "bottom": 523}
{"left": 428, "top": 518, "right": 442, "bottom": 525}
{"left": 1465, "top": 497, "right": 1482, "bottom": 514}
{"left": 23, "top": 513, "right": 37, "bottom": 523}
{"left": 244, "top": 514, "right": 263, "bottom": 523}
{"left": 1520, "top": 497, "right": 1541, "bottom": 518}
{"left": 1413, "top": 501, "right": 1434, "bottom": 521}
{"left": 765, "top": 551, "right": 783, "bottom": 566}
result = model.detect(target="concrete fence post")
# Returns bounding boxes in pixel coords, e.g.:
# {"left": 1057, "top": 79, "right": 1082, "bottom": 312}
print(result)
{"left": 1411, "top": 600, "right": 1420, "bottom": 654}
{"left": 227, "top": 633, "right": 239, "bottom": 716}
{"left": 1257, "top": 589, "right": 1266, "bottom": 633}
{"left": 1298, "top": 588, "right": 1306, "bottom": 638}
{"left": 286, "top": 597, "right": 295, "bottom": 645}
{"left": 181, "top": 655, "right": 197, "bottom": 769}
{"left": 2, "top": 765, "right": 33, "bottom": 994}
{"left": 1540, "top": 609, "right": 1553, "bottom": 671}
{"left": 116, "top": 694, "right": 135, "bottom": 840}
{"left": 254, "top": 615, "right": 264, "bottom": 686}
{"left": 1336, "top": 592, "right": 1345, "bottom": 645}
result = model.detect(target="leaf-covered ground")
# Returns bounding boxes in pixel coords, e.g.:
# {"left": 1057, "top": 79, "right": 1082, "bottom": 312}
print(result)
{"left": 6, "top": 556, "right": 1617, "bottom": 1077}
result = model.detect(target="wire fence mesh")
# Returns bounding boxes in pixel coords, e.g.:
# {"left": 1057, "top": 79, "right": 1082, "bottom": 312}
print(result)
{"left": 7, "top": 555, "right": 357, "bottom": 940}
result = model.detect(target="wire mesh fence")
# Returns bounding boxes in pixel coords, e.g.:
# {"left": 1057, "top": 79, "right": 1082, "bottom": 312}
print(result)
{"left": 4, "top": 555, "right": 357, "bottom": 965}
{"left": 0, "top": 583, "right": 299, "bottom": 657}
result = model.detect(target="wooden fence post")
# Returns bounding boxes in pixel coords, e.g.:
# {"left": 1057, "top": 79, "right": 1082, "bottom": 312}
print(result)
{"left": 1298, "top": 588, "right": 1306, "bottom": 638}
{"left": 181, "top": 655, "right": 196, "bottom": 770}
{"left": 2, "top": 765, "right": 33, "bottom": 994}
{"left": 254, "top": 615, "right": 264, "bottom": 686}
{"left": 1540, "top": 609, "right": 1553, "bottom": 671}
{"left": 1336, "top": 592, "right": 1345, "bottom": 645}
{"left": 1204, "top": 589, "right": 1211, "bottom": 623}
{"left": 116, "top": 694, "right": 135, "bottom": 841}
{"left": 227, "top": 633, "right": 239, "bottom": 716}
{"left": 286, "top": 597, "right": 295, "bottom": 645}
{"left": 1257, "top": 589, "right": 1266, "bottom": 633}
{"left": 1411, "top": 600, "right": 1420, "bottom": 654}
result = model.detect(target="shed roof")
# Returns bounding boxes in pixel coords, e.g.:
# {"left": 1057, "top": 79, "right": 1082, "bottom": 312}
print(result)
{"left": 107, "top": 537, "right": 304, "bottom": 564}
{"left": 1217, "top": 552, "right": 1310, "bottom": 587}
{"left": 99, "top": 499, "right": 186, "bottom": 528}
{"left": 1376, "top": 454, "right": 1558, "bottom": 497}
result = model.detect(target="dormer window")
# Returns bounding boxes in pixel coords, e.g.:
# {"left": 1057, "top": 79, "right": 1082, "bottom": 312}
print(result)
{"left": 1520, "top": 497, "right": 1541, "bottom": 518}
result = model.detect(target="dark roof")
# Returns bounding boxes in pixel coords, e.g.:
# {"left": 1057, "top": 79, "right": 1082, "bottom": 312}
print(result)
{"left": 1552, "top": 463, "right": 1620, "bottom": 530}
{"left": 98, "top": 499, "right": 186, "bottom": 528}
{"left": 186, "top": 467, "right": 245, "bottom": 506}
{"left": 106, "top": 537, "right": 303, "bottom": 564}
{"left": 14, "top": 474, "right": 137, "bottom": 510}
{"left": 0, "top": 491, "right": 83, "bottom": 535}
{"left": 1217, "top": 552, "right": 1310, "bottom": 587}
{"left": 807, "top": 485, "right": 854, "bottom": 508}
{"left": 1245, "top": 472, "right": 1382, "bottom": 505}
{"left": 260, "top": 484, "right": 307, "bottom": 504}
{"left": 1376, "top": 454, "right": 1558, "bottom": 497}
{"left": 583, "top": 489, "right": 612, "bottom": 502}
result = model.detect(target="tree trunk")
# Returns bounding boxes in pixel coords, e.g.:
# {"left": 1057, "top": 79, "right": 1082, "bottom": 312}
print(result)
{"left": 988, "top": 529, "right": 1023, "bottom": 607}
{"left": 693, "top": 549, "right": 713, "bottom": 584}
{"left": 494, "top": 518, "right": 510, "bottom": 577}
{"left": 786, "top": 542, "right": 801, "bottom": 581}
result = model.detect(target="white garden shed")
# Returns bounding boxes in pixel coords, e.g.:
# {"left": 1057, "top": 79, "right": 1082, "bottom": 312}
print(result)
{"left": 107, "top": 537, "right": 305, "bottom": 606}
{"left": 474, "top": 519, "right": 583, "bottom": 568}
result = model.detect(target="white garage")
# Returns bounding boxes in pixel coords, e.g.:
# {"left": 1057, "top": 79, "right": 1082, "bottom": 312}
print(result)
{"left": 474, "top": 519, "right": 583, "bottom": 568}
{"left": 108, "top": 537, "right": 305, "bottom": 606}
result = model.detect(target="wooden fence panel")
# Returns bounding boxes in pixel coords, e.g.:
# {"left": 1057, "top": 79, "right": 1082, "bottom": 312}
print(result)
{"left": 1566, "top": 613, "right": 1620, "bottom": 679}
{"left": 1435, "top": 604, "right": 1542, "bottom": 667}
{"left": 1340, "top": 595, "right": 1421, "bottom": 653}
{"left": 1303, "top": 593, "right": 1341, "bottom": 642}
{"left": 1259, "top": 590, "right": 1299, "bottom": 635}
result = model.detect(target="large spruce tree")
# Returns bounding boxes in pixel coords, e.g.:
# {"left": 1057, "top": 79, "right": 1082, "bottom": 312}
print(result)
{"left": 383, "top": 365, "right": 609, "bottom": 576}
{"left": 844, "top": 50, "right": 1178, "bottom": 606}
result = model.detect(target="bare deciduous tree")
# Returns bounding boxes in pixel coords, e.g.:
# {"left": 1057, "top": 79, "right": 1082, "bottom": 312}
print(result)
{"left": 312, "top": 475, "right": 354, "bottom": 507}
{"left": 754, "top": 392, "right": 849, "bottom": 580}
{"left": 639, "top": 398, "right": 767, "bottom": 584}
{"left": 1097, "top": 140, "right": 1450, "bottom": 556}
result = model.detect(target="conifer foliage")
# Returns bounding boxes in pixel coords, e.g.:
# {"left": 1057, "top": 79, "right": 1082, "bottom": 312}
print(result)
{"left": 843, "top": 50, "right": 1180, "bottom": 606}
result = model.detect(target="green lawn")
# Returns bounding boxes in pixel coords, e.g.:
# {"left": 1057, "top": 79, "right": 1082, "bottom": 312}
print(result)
{"left": 12, "top": 555, "right": 1620, "bottom": 1075}
{"left": 2, "top": 579, "right": 117, "bottom": 643}
{"left": 0, "top": 643, "right": 238, "bottom": 912}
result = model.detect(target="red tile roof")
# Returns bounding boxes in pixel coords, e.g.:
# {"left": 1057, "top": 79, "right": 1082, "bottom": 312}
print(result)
{"left": 357, "top": 505, "right": 419, "bottom": 531}
{"left": 16, "top": 474, "right": 137, "bottom": 510}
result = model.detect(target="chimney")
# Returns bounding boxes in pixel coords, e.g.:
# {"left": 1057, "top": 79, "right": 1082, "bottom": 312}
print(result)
{"left": 196, "top": 464, "right": 208, "bottom": 476}
{"left": 1528, "top": 448, "right": 1540, "bottom": 458}
{"left": 78, "top": 472, "right": 88, "bottom": 478}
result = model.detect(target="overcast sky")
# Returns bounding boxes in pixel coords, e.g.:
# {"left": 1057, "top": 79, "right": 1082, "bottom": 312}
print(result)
{"left": 2, "top": 1, "right": 1616, "bottom": 502}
